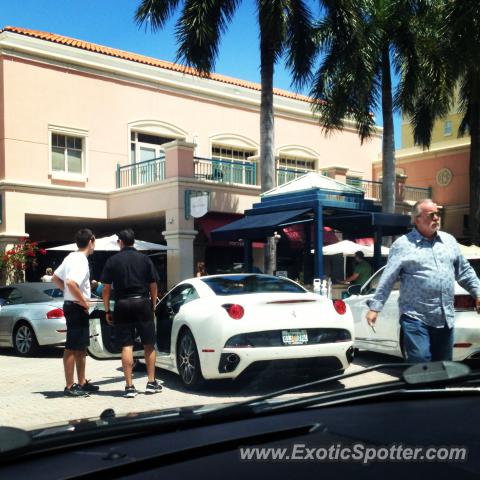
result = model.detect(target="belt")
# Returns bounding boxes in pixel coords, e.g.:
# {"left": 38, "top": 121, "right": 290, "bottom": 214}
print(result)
{"left": 117, "top": 295, "right": 147, "bottom": 300}
{"left": 64, "top": 300, "right": 83, "bottom": 307}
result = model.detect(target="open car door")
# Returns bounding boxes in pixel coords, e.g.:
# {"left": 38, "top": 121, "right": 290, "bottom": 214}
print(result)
{"left": 345, "top": 267, "right": 401, "bottom": 355}
{"left": 87, "top": 299, "right": 145, "bottom": 360}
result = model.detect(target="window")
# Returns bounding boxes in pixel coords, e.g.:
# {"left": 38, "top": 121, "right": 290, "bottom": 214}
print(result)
{"left": 166, "top": 284, "right": 199, "bottom": 314}
{"left": 277, "top": 155, "right": 316, "bottom": 185}
{"left": 130, "top": 131, "right": 174, "bottom": 164}
{"left": 361, "top": 268, "right": 399, "bottom": 295}
{"left": 278, "top": 155, "right": 315, "bottom": 172}
{"left": 0, "top": 288, "right": 23, "bottom": 306}
{"left": 51, "top": 133, "right": 84, "bottom": 174}
{"left": 444, "top": 120, "right": 452, "bottom": 136}
{"left": 211, "top": 145, "right": 255, "bottom": 162}
{"left": 202, "top": 275, "right": 307, "bottom": 296}
{"left": 211, "top": 145, "right": 256, "bottom": 184}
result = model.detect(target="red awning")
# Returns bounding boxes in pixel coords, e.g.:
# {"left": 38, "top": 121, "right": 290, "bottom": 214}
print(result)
{"left": 354, "top": 237, "right": 374, "bottom": 246}
{"left": 282, "top": 224, "right": 339, "bottom": 248}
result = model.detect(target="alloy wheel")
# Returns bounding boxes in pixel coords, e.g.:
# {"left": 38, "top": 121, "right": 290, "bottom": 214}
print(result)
{"left": 178, "top": 334, "right": 196, "bottom": 385}
{"left": 15, "top": 325, "right": 33, "bottom": 354}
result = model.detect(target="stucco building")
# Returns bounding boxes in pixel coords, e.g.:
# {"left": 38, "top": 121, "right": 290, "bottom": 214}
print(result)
{"left": 0, "top": 26, "right": 386, "bottom": 287}
{"left": 373, "top": 103, "right": 471, "bottom": 240}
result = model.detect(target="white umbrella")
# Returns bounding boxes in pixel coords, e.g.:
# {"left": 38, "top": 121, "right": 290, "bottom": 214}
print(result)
{"left": 322, "top": 240, "right": 389, "bottom": 257}
{"left": 47, "top": 234, "right": 172, "bottom": 251}
{"left": 459, "top": 244, "right": 480, "bottom": 260}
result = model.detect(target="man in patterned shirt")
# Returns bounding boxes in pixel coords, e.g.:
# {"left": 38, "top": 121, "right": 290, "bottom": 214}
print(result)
{"left": 366, "top": 199, "right": 480, "bottom": 362}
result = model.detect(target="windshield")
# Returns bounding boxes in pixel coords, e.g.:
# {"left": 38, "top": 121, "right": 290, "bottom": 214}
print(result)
{"left": 201, "top": 275, "right": 307, "bottom": 295}
{"left": 1, "top": 4, "right": 480, "bottom": 468}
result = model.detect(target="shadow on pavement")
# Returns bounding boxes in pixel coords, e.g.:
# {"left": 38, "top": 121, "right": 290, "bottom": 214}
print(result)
{"left": 151, "top": 367, "right": 346, "bottom": 399}
{"left": 0, "top": 346, "right": 64, "bottom": 359}
{"left": 353, "top": 350, "right": 405, "bottom": 378}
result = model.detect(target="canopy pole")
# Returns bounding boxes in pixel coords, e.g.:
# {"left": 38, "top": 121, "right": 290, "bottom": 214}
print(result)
{"left": 303, "top": 221, "right": 312, "bottom": 284}
{"left": 244, "top": 239, "right": 253, "bottom": 272}
{"left": 374, "top": 227, "right": 383, "bottom": 270}
{"left": 314, "top": 201, "right": 324, "bottom": 279}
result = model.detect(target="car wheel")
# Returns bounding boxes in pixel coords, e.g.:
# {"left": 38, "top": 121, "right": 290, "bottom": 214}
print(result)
{"left": 176, "top": 329, "right": 204, "bottom": 389}
{"left": 13, "top": 322, "right": 39, "bottom": 357}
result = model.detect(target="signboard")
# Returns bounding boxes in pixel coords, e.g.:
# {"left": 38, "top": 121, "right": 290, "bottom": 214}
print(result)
{"left": 190, "top": 194, "right": 209, "bottom": 218}
{"left": 185, "top": 190, "right": 210, "bottom": 219}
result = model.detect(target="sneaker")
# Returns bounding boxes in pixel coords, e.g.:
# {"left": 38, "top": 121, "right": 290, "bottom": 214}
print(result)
{"left": 80, "top": 380, "right": 100, "bottom": 392}
{"left": 124, "top": 385, "right": 138, "bottom": 398}
{"left": 145, "top": 380, "right": 162, "bottom": 394}
{"left": 64, "top": 383, "right": 89, "bottom": 397}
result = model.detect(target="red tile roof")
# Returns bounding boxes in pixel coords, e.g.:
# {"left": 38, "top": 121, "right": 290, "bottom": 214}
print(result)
{"left": 1, "top": 26, "right": 313, "bottom": 104}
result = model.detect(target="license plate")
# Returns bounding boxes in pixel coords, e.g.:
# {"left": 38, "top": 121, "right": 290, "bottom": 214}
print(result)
{"left": 282, "top": 329, "right": 308, "bottom": 345}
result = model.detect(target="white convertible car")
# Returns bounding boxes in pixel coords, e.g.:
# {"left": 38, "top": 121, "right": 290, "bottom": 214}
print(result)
{"left": 345, "top": 262, "right": 480, "bottom": 361}
{"left": 88, "top": 274, "right": 354, "bottom": 388}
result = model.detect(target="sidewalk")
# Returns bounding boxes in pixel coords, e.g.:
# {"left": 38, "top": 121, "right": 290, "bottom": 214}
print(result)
{"left": 0, "top": 348, "right": 395, "bottom": 430}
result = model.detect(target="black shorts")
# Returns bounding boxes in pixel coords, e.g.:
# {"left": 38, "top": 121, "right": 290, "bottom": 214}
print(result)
{"left": 113, "top": 297, "right": 155, "bottom": 347}
{"left": 64, "top": 302, "right": 90, "bottom": 351}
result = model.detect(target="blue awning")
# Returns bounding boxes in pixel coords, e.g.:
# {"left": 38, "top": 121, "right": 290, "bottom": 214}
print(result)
{"left": 211, "top": 208, "right": 312, "bottom": 241}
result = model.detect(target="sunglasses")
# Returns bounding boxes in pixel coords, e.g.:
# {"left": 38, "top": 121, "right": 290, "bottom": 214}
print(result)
{"left": 425, "top": 212, "right": 440, "bottom": 220}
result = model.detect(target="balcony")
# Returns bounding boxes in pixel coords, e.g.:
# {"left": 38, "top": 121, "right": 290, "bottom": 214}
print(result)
{"left": 114, "top": 145, "right": 431, "bottom": 205}
{"left": 346, "top": 177, "right": 432, "bottom": 203}
{"left": 194, "top": 157, "right": 257, "bottom": 186}
{"left": 116, "top": 156, "right": 165, "bottom": 188}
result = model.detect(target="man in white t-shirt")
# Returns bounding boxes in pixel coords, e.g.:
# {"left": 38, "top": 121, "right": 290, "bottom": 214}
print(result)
{"left": 52, "top": 228, "right": 99, "bottom": 397}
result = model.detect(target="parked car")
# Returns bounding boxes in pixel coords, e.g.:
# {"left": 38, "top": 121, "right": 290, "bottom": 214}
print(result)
{"left": 345, "top": 260, "right": 480, "bottom": 361}
{"left": 88, "top": 274, "right": 354, "bottom": 388}
{"left": 0, "top": 283, "right": 65, "bottom": 356}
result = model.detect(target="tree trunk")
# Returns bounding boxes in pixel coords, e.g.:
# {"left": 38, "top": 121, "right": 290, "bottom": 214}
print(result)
{"left": 469, "top": 97, "right": 480, "bottom": 245}
{"left": 260, "top": 28, "right": 276, "bottom": 274}
{"left": 381, "top": 46, "right": 396, "bottom": 214}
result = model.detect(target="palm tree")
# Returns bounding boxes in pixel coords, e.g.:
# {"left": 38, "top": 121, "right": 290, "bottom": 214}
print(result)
{"left": 310, "top": 0, "right": 430, "bottom": 214}
{"left": 407, "top": 0, "right": 480, "bottom": 244}
{"left": 135, "top": 0, "right": 316, "bottom": 273}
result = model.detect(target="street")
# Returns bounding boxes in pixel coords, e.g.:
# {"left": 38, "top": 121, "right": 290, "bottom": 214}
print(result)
{"left": 0, "top": 348, "right": 401, "bottom": 430}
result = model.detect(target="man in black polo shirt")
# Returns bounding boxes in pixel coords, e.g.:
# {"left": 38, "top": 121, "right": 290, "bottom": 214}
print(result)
{"left": 101, "top": 228, "right": 161, "bottom": 398}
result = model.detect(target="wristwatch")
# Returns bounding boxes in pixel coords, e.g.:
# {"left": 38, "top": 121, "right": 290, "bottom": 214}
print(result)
{"left": 105, "top": 311, "right": 111, "bottom": 314}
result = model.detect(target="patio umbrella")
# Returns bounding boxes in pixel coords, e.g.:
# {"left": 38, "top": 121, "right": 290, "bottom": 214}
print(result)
{"left": 47, "top": 234, "right": 172, "bottom": 251}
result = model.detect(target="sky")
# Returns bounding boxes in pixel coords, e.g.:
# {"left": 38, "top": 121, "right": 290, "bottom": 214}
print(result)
{"left": 0, "top": 0, "right": 402, "bottom": 147}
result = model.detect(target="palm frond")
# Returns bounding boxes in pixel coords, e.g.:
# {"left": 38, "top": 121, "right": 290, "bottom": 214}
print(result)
{"left": 135, "top": 0, "right": 182, "bottom": 30}
{"left": 284, "top": 0, "right": 316, "bottom": 89}
{"left": 174, "top": 0, "right": 241, "bottom": 75}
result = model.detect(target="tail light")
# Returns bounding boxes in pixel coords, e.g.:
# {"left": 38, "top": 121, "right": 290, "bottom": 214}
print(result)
{"left": 332, "top": 299, "right": 347, "bottom": 315}
{"left": 454, "top": 295, "right": 476, "bottom": 311}
{"left": 222, "top": 304, "right": 244, "bottom": 320}
{"left": 47, "top": 308, "right": 64, "bottom": 319}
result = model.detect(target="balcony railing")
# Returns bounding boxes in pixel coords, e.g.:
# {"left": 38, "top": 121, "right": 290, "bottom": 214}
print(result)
{"left": 276, "top": 167, "right": 311, "bottom": 186}
{"left": 116, "top": 156, "right": 165, "bottom": 188}
{"left": 194, "top": 157, "right": 257, "bottom": 186}
{"left": 114, "top": 156, "right": 431, "bottom": 203}
{"left": 347, "top": 177, "right": 431, "bottom": 202}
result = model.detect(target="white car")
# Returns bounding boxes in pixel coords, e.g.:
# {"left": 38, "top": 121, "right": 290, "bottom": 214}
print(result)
{"left": 88, "top": 274, "right": 354, "bottom": 388}
{"left": 345, "top": 263, "right": 480, "bottom": 361}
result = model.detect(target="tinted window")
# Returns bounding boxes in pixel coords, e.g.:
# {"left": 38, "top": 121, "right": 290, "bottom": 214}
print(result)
{"left": 0, "top": 288, "right": 14, "bottom": 306}
{"left": 469, "top": 260, "right": 480, "bottom": 278}
{"left": 360, "top": 269, "right": 403, "bottom": 295}
{"left": 43, "top": 288, "right": 64, "bottom": 298}
{"left": 0, "top": 288, "right": 23, "bottom": 305}
{"left": 202, "top": 275, "right": 306, "bottom": 296}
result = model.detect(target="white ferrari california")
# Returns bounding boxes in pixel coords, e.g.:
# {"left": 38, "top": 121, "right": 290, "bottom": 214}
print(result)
{"left": 88, "top": 274, "right": 354, "bottom": 388}
{"left": 345, "top": 262, "right": 480, "bottom": 361}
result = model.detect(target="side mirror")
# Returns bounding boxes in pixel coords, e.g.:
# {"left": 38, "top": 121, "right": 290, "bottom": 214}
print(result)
{"left": 347, "top": 284, "right": 362, "bottom": 296}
